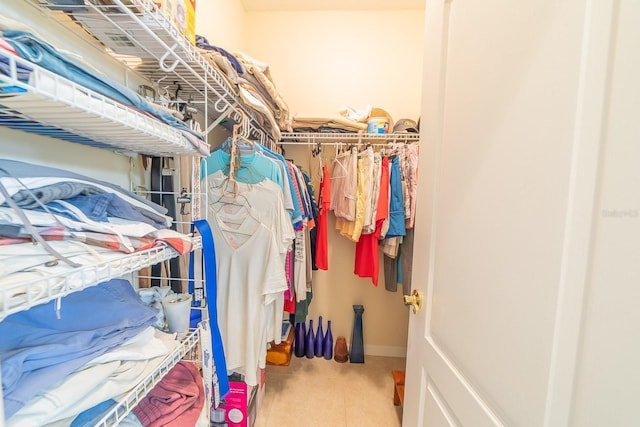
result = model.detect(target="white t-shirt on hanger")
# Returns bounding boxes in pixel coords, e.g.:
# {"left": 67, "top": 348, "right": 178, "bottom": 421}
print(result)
{"left": 211, "top": 208, "right": 287, "bottom": 386}
{"left": 206, "top": 170, "right": 294, "bottom": 254}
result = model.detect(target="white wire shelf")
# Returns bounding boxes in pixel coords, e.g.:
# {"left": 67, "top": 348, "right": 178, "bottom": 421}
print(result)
{"left": 279, "top": 132, "right": 420, "bottom": 144}
{"left": 94, "top": 328, "right": 200, "bottom": 427}
{"left": 0, "top": 235, "right": 202, "bottom": 321}
{"left": 28, "top": 0, "right": 273, "bottom": 145}
{"left": 0, "top": 51, "right": 208, "bottom": 157}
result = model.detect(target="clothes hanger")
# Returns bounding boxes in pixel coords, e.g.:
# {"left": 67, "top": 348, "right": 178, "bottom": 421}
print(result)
{"left": 318, "top": 143, "right": 325, "bottom": 182}
{"left": 210, "top": 188, "right": 262, "bottom": 235}
{"left": 224, "top": 110, "right": 247, "bottom": 199}
{"left": 217, "top": 134, "right": 257, "bottom": 155}
{"left": 209, "top": 183, "right": 252, "bottom": 209}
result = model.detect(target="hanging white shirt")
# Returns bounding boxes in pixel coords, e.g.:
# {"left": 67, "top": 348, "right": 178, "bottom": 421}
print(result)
{"left": 211, "top": 208, "right": 287, "bottom": 386}
{"left": 206, "top": 170, "right": 294, "bottom": 254}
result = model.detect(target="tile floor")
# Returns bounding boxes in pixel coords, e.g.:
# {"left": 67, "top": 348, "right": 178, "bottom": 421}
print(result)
{"left": 254, "top": 355, "right": 406, "bottom": 427}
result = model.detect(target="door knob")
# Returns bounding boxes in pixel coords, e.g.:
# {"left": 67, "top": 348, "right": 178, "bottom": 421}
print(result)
{"left": 403, "top": 290, "right": 423, "bottom": 314}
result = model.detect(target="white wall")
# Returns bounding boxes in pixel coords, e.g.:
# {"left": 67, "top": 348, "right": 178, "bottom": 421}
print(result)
{"left": 242, "top": 8, "right": 424, "bottom": 355}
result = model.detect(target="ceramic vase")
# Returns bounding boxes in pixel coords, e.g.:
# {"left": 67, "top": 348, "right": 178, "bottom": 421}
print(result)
{"left": 305, "top": 319, "right": 315, "bottom": 359}
{"left": 314, "top": 316, "right": 325, "bottom": 357}
{"left": 334, "top": 336, "right": 349, "bottom": 363}
{"left": 323, "top": 320, "right": 334, "bottom": 360}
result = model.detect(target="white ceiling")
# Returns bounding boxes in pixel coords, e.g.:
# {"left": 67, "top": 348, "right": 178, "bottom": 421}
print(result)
{"left": 240, "top": 0, "right": 425, "bottom": 11}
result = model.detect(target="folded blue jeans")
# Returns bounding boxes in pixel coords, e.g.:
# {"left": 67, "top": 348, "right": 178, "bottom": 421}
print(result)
{"left": 39, "top": 193, "right": 169, "bottom": 228}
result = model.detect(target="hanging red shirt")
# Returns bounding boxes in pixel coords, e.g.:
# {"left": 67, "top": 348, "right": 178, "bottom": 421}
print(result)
{"left": 354, "top": 156, "right": 390, "bottom": 286}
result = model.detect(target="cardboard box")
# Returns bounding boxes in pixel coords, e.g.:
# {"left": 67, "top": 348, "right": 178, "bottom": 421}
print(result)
{"left": 72, "top": 1, "right": 196, "bottom": 56}
{"left": 153, "top": 0, "right": 196, "bottom": 45}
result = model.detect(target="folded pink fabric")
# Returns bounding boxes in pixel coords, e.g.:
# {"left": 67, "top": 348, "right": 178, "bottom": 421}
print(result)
{"left": 133, "top": 361, "right": 204, "bottom": 427}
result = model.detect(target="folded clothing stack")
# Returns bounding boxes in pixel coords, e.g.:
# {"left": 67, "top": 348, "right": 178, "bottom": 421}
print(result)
{"left": 0, "top": 279, "right": 159, "bottom": 418}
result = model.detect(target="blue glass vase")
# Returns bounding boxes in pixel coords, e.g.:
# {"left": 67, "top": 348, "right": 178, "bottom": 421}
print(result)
{"left": 323, "top": 320, "right": 333, "bottom": 360}
{"left": 305, "top": 319, "right": 315, "bottom": 359}
{"left": 294, "top": 322, "right": 306, "bottom": 358}
{"left": 314, "top": 316, "right": 325, "bottom": 357}
{"left": 350, "top": 305, "right": 365, "bottom": 363}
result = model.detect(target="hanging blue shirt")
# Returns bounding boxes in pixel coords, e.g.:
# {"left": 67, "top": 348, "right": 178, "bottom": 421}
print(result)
{"left": 200, "top": 150, "right": 284, "bottom": 190}
{"left": 257, "top": 144, "right": 303, "bottom": 226}
{"left": 386, "top": 157, "right": 406, "bottom": 238}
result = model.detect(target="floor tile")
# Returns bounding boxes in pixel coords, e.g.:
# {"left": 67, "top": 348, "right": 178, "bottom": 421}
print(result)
{"left": 254, "top": 354, "right": 406, "bottom": 426}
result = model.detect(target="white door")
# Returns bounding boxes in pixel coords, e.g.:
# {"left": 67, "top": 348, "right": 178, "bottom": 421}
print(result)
{"left": 403, "top": 0, "right": 640, "bottom": 426}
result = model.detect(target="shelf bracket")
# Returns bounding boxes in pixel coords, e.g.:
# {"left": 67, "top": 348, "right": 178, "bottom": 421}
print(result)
{"left": 159, "top": 43, "right": 180, "bottom": 73}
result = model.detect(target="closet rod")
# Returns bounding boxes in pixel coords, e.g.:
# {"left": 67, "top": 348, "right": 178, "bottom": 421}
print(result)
{"left": 278, "top": 141, "right": 412, "bottom": 147}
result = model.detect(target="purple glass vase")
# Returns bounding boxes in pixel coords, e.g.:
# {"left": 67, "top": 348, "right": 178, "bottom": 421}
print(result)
{"left": 294, "top": 322, "right": 306, "bottom": 358}
{"left": 323, "top": 320, "right": 333, "bottom": 360}
{"left": 305, "top": 319, "right": 315, "bottom": 359}
{"left": 314, "top": 316, "right": 325, "bottom": 357}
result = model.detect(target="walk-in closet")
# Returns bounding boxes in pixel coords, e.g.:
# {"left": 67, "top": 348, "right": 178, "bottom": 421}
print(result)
{"left": 1, "top": 1, "right": 423, "bottom": 426}
{"left": 2, "top": 0, "right": 638, "bottom": 426}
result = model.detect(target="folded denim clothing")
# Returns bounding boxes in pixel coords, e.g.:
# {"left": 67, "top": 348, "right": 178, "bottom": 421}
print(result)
{"left": 70, "top": 400, "right": 119, "bottom": 427}
{"left": 0, "top": 278, "right": 159, "bottom": 418}
{"left": 1, "top": 177, "right": 168, "bottom": 227}
{"left": 29, "top": 192, "right": 170, "bottom": 229}
{"left": 6, "top": 328, "right": 177, "bottom": 427}
{"left": 10, "top": 182, "right": 104, "bottom": 209}
{"left": 1, "top": 30, "right": 204, "bottom": 141}
{"left": 0, "top": 158, "right": 168, "bottom": 217}
{"left": 0, "top": 51, "right": 32, "bottom": 81}
{"left": 69, "top": 400, "right": 119, "bottom": 427}
{"left": 0, "top": 44, "right": 31, "bottom": 94}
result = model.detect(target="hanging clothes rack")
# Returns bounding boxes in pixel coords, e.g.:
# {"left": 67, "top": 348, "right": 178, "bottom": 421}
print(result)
{"left": 279, "top": 131, "right": 420, "bottom": 145}
{"left": 279, "top": 141, "right": 402, "bottom": 147}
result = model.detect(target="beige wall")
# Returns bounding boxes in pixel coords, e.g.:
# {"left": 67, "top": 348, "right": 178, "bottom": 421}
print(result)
{"left": 241, "top": 9, "right": 425, "bottom": 356}
{"left": 195, "top": 0, "right": 245, "bottom": 147}
{"left": 243, "top": 10, "right": 424, "bottom": 120}
{"left": 196, "top": 0, "right": 246, "bottom": 53}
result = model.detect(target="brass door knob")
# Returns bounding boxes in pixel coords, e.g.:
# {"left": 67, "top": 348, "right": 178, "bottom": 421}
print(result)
{"left": 403, "top": 289, "right": 423, "bottom": 314}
